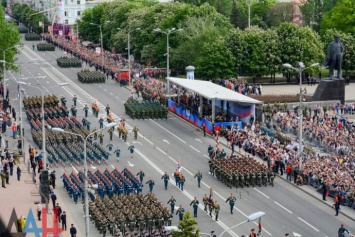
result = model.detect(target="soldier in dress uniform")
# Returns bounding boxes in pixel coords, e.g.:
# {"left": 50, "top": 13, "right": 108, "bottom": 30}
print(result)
{"left": 208, "top": 196, "right": 214, "bottom": 217}
{"left": 73, "top": 95, "right": 77, "bottom": 106}
{"left": 146, "top": 177, "right": 155, "bottom": 192}
{"left": 136, "top": 169, "right": 145, "bottom": 183}
{"left": 105, "top": 104, "right": 110, "bottom": 116}
{"left": 167, "top": 196, "right": 176, "bottom": 214}
{"left": 202, "top": 194, "right": 208, "bottom": 212}
{"left": 106, "top": 143, "right": 113, "bottom": 155}
{"left": 99, "top": 117, "right": 104, "bottom": 129}
{"left": 190, "top": 197, "right": 199, "bottom": 218}
{"left": 214, "top": 201, "right": 220, "bottom": 221}
{"left": 225, "top": 193, "right": 236, "bottom": 214}
{"left": 108, "top": 127, "right": 114, "bottom": 141}
{"left": 161, "top": 171, "right": 170, "bottom": 190}
{"left": 132, "top": 126, "right": 138, "bottom": 140}
{"left": 83, "top": 104, "right": 89, "bottom": 117}
{"left": 128, "top": 145, "right": 135, "bottom": 158}
{"left": 98, "top": 132, "right": 104, "bottom": 145}
{"left": 86, "top": 121, "right": 91, "bottom": 131}
{"left": 175, "top": 205, "right": 185, "bottom": 221}
{"left": 179, "top": 173, "right": 185, "bottom": 191}
{"left": 173, "top": 169, "right": 180, "bottom": 186}
{"left": 61, "top": 96, "right": 67, "bottom": 107}
{"left": 194, "top": 170, "right": 202, "bottom": 188}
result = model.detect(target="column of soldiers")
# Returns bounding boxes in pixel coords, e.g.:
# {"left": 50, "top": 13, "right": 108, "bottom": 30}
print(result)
{"left": 208, "top": 145, "right": 276, "bottom": 188}
{"left": 89, "top": 193, "right": 173, "bottom": 237}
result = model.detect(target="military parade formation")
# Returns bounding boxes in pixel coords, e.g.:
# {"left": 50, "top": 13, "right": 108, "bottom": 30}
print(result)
{"left": 24, "top": 33, "right": 40, "bottom": 41}
{"left": 36, "top": 43, "right": 55, "bottom": 51}
{"left": 124, "top": 98, "right": 168, "bottom": 120}
{"left": 78, "top": 70, "right": 106, "bottom": 83}
{"left": 208, "top": 146, "right": 275, "bottom": 188}
{"left": 57, "top": 56, "right": 82, "bottom": 68}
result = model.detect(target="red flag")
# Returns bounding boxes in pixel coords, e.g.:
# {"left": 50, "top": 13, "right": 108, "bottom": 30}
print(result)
{"left": 257, "top": 217, "right": 262, "bottom": 236}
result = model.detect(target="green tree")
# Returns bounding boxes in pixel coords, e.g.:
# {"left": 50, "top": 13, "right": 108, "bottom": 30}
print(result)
{"left": 276, "top": 23, "right": 324, "bottom": 80}
{"left": 225, "top": 28, "right": 245, "bottom": 76}
{"left": 0, "top": 5, "right": 21, "bottom": 77}
{"left": 195, "top": 37, "right": 236, "bottom": 79}
{"left": 172, "top": 211, "right": 200, "bottom": 237}
{"left": 300, "top": 0, "right": 338, "bottom": 32}
{"left": 320, "top": 0, "right": 355, "bottom": 35}
{"left": 265, "top": 2, "right": 293, "bottom": 27}
{"left": 321, "top": 29, "right": 355, "bottom": 74}
{"left": 1, "top": 0, "right": 6, "bottom": 8}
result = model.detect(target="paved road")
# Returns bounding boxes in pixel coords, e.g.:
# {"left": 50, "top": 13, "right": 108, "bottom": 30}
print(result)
{"left": 6, "top": 39, "right": 355, "bottom": 237}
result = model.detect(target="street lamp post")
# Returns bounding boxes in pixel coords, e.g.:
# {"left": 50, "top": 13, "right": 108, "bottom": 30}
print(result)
{"left": 90, "top": 21, "right": 110, "bottom": 67}
{"left": 1, "top": 44, "right": 20, "bottom": 99}
{"left": 282, "top": 62, "right": 319, "bottom": 170}
{"left": 117, "top": 28, "right": 141, "bottom": 86}
{"left": 153, "top": 28, "right": 183, "bottom": 93}
{"left": 219, "top": 211, "right": 265, "bottom": 237}
{"left": 52, "top": 122, "right": 117, "bottom": 237}
{"left": 246, "top": 0, "right": 251, "bottom": 28}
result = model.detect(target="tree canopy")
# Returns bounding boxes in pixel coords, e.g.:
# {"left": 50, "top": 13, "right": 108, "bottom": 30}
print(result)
{"left": 172, "top": 211, "right": 200, "bottom": 237}
{"left": 0, "top": 5, "right": 21, "bottom": 76}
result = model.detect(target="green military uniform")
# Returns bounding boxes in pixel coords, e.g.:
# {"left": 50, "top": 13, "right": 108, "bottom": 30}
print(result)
{"left": 214, "top": 201, "right": 220, "bottom": 221}
{"left": 98, "top": 132, "right": 104, "bottom": 145}
{"left": 108, "top": 127, "right": 113, "bottom": 141}
{"left": 202, "top": 194, "right": 208, "bottom": 212}
{"left": 133, "top": 126, "right": 138, "bottom": 140}
{"left": 105, "top": 105, "right": 110, "bottom": 116}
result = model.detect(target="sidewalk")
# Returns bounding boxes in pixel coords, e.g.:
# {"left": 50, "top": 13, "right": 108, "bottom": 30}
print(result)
{"left": 0, "top": 151, "right": 82, "bottom": 237}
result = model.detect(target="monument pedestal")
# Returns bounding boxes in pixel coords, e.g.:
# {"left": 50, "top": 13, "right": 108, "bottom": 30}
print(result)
{"left": 312, "top": 78, "right": 345, "bottom": 104}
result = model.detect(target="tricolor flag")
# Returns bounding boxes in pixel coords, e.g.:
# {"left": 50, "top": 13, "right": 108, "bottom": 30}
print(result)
{"left": 257, "top": 217, "right": 262, "bottom": 236}
{"left": 177, "top": 159, "right": 181, "bottom": 172}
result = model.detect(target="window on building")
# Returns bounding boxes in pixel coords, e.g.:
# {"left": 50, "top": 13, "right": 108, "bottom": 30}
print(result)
{"left": 64, "top": 11, "right": 67, "bottom": 16}
{"left": 65, "top": 20, "right": 68, "bottom": 25}
{"left": 77, "top": 0, "right": 80, "bottom": 4}
{"left": 77, "top": 11, "right": 81, "bottom": 16}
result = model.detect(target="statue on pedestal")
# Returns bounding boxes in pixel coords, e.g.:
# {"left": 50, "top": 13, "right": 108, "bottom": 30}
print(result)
{"left": 323, "top": 35, "right": 344, "bottom": 79}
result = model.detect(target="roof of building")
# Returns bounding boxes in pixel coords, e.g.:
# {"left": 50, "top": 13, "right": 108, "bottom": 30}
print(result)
{"left": 166, "top": 77, "right": 262, "bottom": 104}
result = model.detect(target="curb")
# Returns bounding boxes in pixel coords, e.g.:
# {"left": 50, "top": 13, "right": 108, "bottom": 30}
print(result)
{"left": 276, "top": 173, "right": 355, "bottom": 222}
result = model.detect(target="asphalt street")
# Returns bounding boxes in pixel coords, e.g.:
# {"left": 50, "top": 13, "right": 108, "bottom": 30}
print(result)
{"left": 4, "top": 38, "right": 355, "bottom": 237}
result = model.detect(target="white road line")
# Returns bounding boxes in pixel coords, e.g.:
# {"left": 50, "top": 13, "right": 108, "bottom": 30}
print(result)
{"left": 104, "top": 89, "right": 107, "bottom": 91}
{"left": 134, "top": 149, "right": 239, "bottom": 237}
{"left": 195, "top": 138, "right": 202, "bottom": 143}
{"left": 274, "top": 201, "right": 292, "bottom": 214}
{"left": 189, "top": 145, "right": 200, "bottom": 153}
{"left": 252, "top": 221, "right": 272, "bottom": 236}
{"left": 163, "top": 139, "right": 170, "bottom": 144}
{"left": 254, "top": 188, "right": 270, "bottom": 199}
{"left": 110, "top": 92, "right": 113, "bottom": 95}
{"left": 203, "top": 154, "right": 209, "bottom": 159}
{"left": 149, "top": 119, "right": 186, "bottom": 144}
{"left": 156, "top": 147, "right": 167, "bottom": 155}
{"left": 297, "top": 217, "right": 319, "bottom": 232}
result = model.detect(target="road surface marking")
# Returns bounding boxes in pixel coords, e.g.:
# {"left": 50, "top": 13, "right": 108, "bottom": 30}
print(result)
{"left": 293, "top": 232, "right": 302, "bottom": 237}
{"left": 156, "top": 147, "right": 167, "bottom": 155}
{"left": 149, "top": 119, "right": 186, "bottom": 144}
{"left": 189, "top": 145, "right": 200, "bottom": 153}
{"left": 195, "top": 138, "right": 202, "bottom": 143}
{"left": 116, "top": 96, "right": 119, "bottom": 99}
{"left": 132, "top": 141, "right": 142, "bottom": 145}
{"left": 110, "top": 92, "right": 113, "bottom": 95}
{"left": 253, "top": 188, "right": 270, "bottom": 199}
{"left": 163, "top": 139, "right": 170, "bottom": 144}
{"left": 297, "top": 217, "right": 319, "bottom": 232}
{"left": 274, "top": 201, "right": 292, "bottom": 214}
{"left": 133, "top": 148, "right": 239, "bottom": 237}
{"left": 203, "top": 154, "right": 209, "bottom": 159}
{"left": 104, "top": 89, "right": 107, "bottom": 91}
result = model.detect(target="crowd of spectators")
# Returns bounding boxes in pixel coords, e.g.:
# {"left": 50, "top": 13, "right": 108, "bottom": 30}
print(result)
{"left": 214, "top": 78, "right": 262, "bottom": 96}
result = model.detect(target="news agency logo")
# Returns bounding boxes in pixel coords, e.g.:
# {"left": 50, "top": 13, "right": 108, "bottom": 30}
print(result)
{"left": 0, "top": 208, "right": 63, "bottom": 237}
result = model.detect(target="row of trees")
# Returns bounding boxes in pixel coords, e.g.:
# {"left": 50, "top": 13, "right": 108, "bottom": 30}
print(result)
{"left": 11, "top": 3, "right": 50, "bottom": 33}
{"left": 0, "top": 5, "right": 21, "bottom": 76}
{"left": 76, "top": 0, "right": 355, "bottom": 79}
{"left": 9, "top": 1, "right": 355, "bottom": 80}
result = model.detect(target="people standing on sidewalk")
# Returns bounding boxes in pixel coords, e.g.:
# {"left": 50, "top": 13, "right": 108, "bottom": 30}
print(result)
{"left": 70, "top": 224, "right": 77, "bottom": 237}
{"left": 37, "top": 203, "right": 42, "bottom": 221}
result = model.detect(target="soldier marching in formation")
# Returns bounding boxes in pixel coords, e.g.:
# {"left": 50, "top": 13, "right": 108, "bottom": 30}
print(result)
{"left": 194, "top": 170, "right": 202, "bottom": 188}
{"left": 146, "top": 177, "right": 155, "bottom": 193}
{"left": 137, "top": 169, "right": 145, "bottom": 183}
{"left": 98, "top": 132, "right": 104, "bottom": 145}
{"left": 190, "top": 197, "right": 199, "bottom": 218}
{"left": 208, "top": 145, "right": 275, "bottom": 188}
{"left": 214, "top": 201, "right": 220, "bottom": 221}
{"left": 73, "top": 95, "right": 77, "bottom": 106}
{"left": 167, "top": 196, "right": 176, "bottom": 214}
{"left": 61, "top": 96, "right": 67, "bottom": 107}
{"left": 108, "top": 127, "right": 114, "bottom": 141}
{"left": 175, "top": 205, "right": 185, "bottom": 221}
{"left": 83, "top": 104, "right": 89, "bottom": 117}
{"left": 133, "top": 126, "right": 139, "bottom": 140}
{"left": 99, "top": 117, "right": 104, "bottom": 129}
{"left": 88, "top": 192, "right": 172, "bottom": 236}
{"left": 114, "top": 147, "right": 121, "bottom": 162}
{"left": 225, "top": 193, "right": 236, "bottom": 214}
{"left": 161, "top": 172, "right": 170, "bottom": 190}
{"left": 105, "top": 104, "right": 110, "bottom": 116}
{"left": 202, "top": 194, "right": 208, "bottom": 212}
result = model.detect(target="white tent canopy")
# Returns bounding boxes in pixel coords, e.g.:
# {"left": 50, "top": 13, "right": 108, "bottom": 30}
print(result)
{"left": 167, "top": 77, "right": 262, "bottom": 104}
